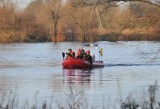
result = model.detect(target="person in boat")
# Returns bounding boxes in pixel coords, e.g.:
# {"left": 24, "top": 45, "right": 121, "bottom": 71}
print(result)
{"left": 76, "top": 48, "right": 85, "bottom": 59}
{"left": 66, "top": 49, "right": 75, "bottom": 59}
{"left": 76, "top": 49, "right": 81, "bottom": 58}
{"left": 84, "top": 50, "right": 92, "bottom": 64}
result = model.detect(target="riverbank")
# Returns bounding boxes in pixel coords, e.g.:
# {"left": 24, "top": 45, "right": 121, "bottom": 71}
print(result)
{"left": 0, "top": 1, "right": 159, "bottom": 43}
{"left": 0, "top": 82, "right": 159, "bottom": 109}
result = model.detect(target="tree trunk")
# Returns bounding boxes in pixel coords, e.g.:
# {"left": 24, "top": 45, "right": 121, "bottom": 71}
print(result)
{"left": 54, "top": 24, "right": 58, "bottom": 43}
{"left": 80, "top": 28, "right": 86, "bottom": 42}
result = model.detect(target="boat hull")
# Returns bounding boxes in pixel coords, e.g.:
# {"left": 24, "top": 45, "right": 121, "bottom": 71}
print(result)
{"left": 62, "top": 58, "right": 91, "bottom": 69}
{"left": 62, "top": 58, "right": 104, "bottom": 69}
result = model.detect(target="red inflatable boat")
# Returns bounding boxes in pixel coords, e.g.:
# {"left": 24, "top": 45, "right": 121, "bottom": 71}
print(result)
{"left": 62, "top": 58, "right": 91, "bottom": 69}
{"left": 62, "top": 43, "right": 105, "bottom": 69}
{"left": 62, "top": 58, "right": 104, "bottom": 69}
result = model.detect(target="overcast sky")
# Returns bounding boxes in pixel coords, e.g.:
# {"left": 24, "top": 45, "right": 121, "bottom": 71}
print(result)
{"left": 18, "top": 0, "right": 32, "bottom": 8}
{"left": 17, "top": 0, "right": 67, "bottom": 8}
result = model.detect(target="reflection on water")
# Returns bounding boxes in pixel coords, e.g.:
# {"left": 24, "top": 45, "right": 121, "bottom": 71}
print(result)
{"left": 63, "top": 69, "right": 93, "bottom": 84}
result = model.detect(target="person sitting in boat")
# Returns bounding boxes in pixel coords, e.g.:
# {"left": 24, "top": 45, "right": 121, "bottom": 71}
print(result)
{"left": 76, "top": 49, "right": 81, "bottom": 57}
{"left": 84, "top": 50, "right": 92, "bottom": 64}
{"left": 66, "top": 49, "right": 75, "bottom": 59}
{"left": 76, "top": 48, "right": 85, "bottom": 59}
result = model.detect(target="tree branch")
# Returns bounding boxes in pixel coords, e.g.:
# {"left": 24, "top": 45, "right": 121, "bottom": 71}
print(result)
{"left": 72, "top": 0, "right": 160, "bottom": 7}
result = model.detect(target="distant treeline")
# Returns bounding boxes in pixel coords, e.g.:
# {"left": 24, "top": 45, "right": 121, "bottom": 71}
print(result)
{"left": 0, "top": 0, "right": 159, "bottom": 43}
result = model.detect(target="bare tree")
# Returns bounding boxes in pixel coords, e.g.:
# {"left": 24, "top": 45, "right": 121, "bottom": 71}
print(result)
{"left": 0, "top": 0, "right": 20, "bottom": 42}
{"left": 71, "top": 0, "right": 160, "bottom": 7}
{"left": 66, "top": 0, "right": 94, "bottom": 42}
{"left": 44, "top": 0, "right": 62, "bottom": 43}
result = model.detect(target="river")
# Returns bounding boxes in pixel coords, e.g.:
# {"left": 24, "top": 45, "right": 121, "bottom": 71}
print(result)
{"left": 0, "top": 41, "right": 160, "bottom": 108}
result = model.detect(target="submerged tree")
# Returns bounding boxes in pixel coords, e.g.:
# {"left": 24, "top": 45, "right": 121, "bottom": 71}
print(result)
{"left": 23, "top": 0, "right": 50, "bottom": 42}
{"left": 66, "top": 0, "right": 86, "bottom": 42}
{"left": 44, "top": 0, "right": 63, "bottom": 43}
{"left": 66, "top": 0, "right": 103, "bottom": 42}
{"left": 0, "top": 0, "right": 21, "bottom": 42}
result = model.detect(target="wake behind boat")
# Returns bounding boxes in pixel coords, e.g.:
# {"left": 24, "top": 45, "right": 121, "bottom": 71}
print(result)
{"left": 62, "top": 43, "right": 104, "bottom": 69}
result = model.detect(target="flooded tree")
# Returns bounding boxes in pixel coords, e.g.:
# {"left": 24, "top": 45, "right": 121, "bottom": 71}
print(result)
{"left": 66, "top": 1, "right": 89, "bottom": 42}
{"left": 0, "top": 0, "right": 21, "bottom": 42}
{"left": 0, "top": 0, "right": 159, "bottom": 42}
{"left": 23, "top": 0, "right": 50, "bottom": 42}
{"left": 43, "top": 0, "right": 63, "bottom": 43}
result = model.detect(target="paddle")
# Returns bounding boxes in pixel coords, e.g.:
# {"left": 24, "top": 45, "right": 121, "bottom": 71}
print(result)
{"left": 62, "top": 52, "right": 65, "bottom": 60}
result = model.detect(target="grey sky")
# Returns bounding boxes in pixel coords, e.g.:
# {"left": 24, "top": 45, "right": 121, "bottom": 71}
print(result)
{"left": 17, "top": 0, "right": 67, "bottom": 8}
{"left": 18, "top": 0, "right": 32, "bottom": 8}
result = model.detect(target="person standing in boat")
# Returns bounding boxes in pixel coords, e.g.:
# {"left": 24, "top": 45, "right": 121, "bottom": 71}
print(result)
{"left": 66, "top": 49, "right": 75, "bottom": 59}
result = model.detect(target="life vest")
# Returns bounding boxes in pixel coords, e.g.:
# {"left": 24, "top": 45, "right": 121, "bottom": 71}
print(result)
{"left": 66, "top": 51, "right": 75, "bottom": 59}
